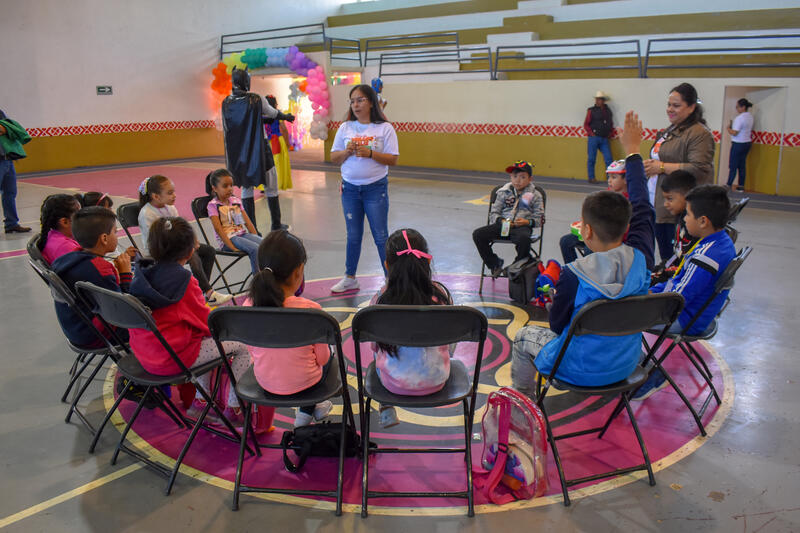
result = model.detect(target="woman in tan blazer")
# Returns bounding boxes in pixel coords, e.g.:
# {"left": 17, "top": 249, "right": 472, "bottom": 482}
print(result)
{"left": 643, "top": 82, "right": 715, "bottom": 261}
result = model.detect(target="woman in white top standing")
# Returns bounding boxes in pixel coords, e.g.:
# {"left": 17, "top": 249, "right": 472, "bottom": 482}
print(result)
{"left": 726, "top": 98, "right": 754, "bottom": 192}
{"left": 329, "top": 85, "right": 399, "bottom": 293}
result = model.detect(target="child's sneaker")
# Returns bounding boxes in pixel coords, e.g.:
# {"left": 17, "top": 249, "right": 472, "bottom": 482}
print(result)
{"left": 206, "top": 291, "right": 234, "bottom": 306}
{"left": 313, "top": 400, "right": 333, "bottom": 421}
{"left": 294, "top": 410, "right": 314, "bottom": 427}
{"left": 331, "top": 276, "right": 359, "bottom": 293}
{"left": 631, "top": 369, "right": 668, "bottom": 401}
{"left": 379, "top": 406, "right": 399, "bottom": 428}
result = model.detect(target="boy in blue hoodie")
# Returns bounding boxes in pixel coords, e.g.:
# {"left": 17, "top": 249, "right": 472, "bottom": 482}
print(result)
{"left": 511, "top": 111, "right": 655, "bottom": 394}
{"left": 52, "top": 207, "right": 132, "bottom": 348}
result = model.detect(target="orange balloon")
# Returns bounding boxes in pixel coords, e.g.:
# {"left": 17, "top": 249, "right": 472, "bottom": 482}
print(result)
{"left": 298, "top": 80, "right": 308, "bottom": 93}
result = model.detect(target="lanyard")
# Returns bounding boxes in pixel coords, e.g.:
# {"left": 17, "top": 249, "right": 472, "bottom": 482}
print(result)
{"left": 672, "top": 239, "right": 701, "bottom": 278}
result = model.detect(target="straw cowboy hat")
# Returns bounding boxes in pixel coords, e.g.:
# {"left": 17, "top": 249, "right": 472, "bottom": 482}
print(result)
{"left": 594, "top": 91, "right": 610, "bottom": 100}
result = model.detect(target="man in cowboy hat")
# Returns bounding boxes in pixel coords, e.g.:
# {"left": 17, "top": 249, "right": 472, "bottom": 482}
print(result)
{"left": 583, "top": 91, "right": 614, "bottom": 184}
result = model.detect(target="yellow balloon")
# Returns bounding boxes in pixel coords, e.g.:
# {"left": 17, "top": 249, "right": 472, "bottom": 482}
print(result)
{"left": 222, "top": 52, "right": 246, "bottom": 73}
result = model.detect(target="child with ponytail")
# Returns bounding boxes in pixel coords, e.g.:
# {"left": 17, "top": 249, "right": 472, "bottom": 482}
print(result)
{"left": 372, "top": 228, "right": 454, "bottom": 428}
{"left": 38, "top": 194, "right": 82, "bottom": 264}
{"left": 128, "top": 216, "right": 250, "bottom": 420}
{"left": 245, "top": 230, "right": 333, "bottom": 427}
{"left": 205, "top": 168, "right": 262, "bottom": 274}
{"left": 138, "top": 175, "right": 232, "bottom": 305}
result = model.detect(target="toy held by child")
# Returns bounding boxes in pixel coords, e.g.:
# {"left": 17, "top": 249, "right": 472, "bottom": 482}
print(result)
{"left": 138, "top": 175, "right": 231, "bottom": 305}
{"left": 512, "top": 111, "right": 656, "bottom": 395}
{"left": 244, "top": 230, "right": 334, "bottom": 428}
{"left": 128, "top": 216, "right": 250, "bottom": 421}
{"left": 472, "top": 160, "right": 545, "bottom": 279}
{"left": 372, "top": 228, "right": 454, "bottom": 428}
{"left": 52, "top": 207, "right": 133, "bottom": 348}
{"left": 38, "top": 194, "right": 81, "bottom": 264}
{"left": 205, "top": 168, "right": 263, "bottom": 274}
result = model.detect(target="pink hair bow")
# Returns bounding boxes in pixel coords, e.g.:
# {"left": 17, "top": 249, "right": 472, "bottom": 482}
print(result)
{"left": 396, "top": 230, "right": 432, "bottom": 260}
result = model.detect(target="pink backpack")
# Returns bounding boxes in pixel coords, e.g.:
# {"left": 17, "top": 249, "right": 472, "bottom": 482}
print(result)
{"left": 476, "top": 387, "right": 549, "bottom": 503}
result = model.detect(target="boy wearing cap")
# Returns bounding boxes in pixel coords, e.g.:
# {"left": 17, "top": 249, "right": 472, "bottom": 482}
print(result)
{"left": 472, "top": 161, "right": 545, "bottom": 278}
{"left": 559, "top": 159, "right": 627, "bottom": 264}
{"left": 584, "top": 91, "right": 614, "bottom": 184}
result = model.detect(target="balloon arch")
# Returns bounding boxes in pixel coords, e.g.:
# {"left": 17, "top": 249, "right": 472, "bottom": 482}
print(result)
{"left": 211, "top": 46, "right": 331, "bottom": 141}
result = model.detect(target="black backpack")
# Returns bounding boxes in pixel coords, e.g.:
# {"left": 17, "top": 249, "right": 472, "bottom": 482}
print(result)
{"left": 507, "top": 257, "right": 541, "bottom": 305}
{"left": 281, "top": 422, "right": 372, "bottom": 473}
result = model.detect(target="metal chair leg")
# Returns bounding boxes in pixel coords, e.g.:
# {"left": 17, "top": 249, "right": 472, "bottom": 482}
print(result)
{"left": 361, "top": 397, "right": 372, "bottom": 518}
{"left": 112, "top": 386, "right": 152, "bottom": 465}
{"left": 478, "top": 263, "right": 486, "bottom": 294}
{"left": 232, "top": 403, "right": 252, "bottom": 511}
{"left": 336, "top": 403, "right": 347, "bottom": 516}
{"left": 462, "top": 399, "right": 474, "bottom": 517}
{"left": 89, "top": 382, "right": 129, "bottom": 453}
{"left": 597, "top": 397, "right": 625, "bottom": 439}
{"left": 62, "top": 352, "right": 97, "bottom": 403}
{"left": 539, "top": 402, "right": 570, "bottom": 506}
{"left": 65, "top": 353, "right": 107, "bottom": 423}
{"left": 166, "top": 396, "right": 212, "bottom": 495}
{"left": 623, "top": 394, "right": 655, "bottom": 486}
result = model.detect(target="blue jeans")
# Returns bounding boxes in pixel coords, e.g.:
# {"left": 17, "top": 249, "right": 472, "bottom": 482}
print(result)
{"left": 587, "top": 136, "right": 613, "bottom": 181}
{"left": 224, "top": 233, "right": 262, "bottom": 273}
{"left": 0, "top": 159, "right": 20, "bottom": 229}
{"left": 341, "top": 177, "right": 389, "bottom": 276}
{"left": 559, "top": 233, "right": 591, "bottom": 264}
{"left": 727, "top": 142, "right": 751, "bottom": 188}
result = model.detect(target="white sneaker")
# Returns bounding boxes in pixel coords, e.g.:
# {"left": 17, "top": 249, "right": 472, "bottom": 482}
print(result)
{"left": 313, "top": 400, "right": 333, "bottom": 421}
{"left": 206, "top": 291, "right": 234, "bottom": 306}
{"left": 330, "top": 276, "right": 359, "bottom": 293}
{"left": 294, "top": 410, "right": 313, "bottom": 427}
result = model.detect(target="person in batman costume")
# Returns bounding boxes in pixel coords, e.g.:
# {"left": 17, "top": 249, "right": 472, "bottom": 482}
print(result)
{"left": 221, "top": 68, "right": 295, "bottom": 231}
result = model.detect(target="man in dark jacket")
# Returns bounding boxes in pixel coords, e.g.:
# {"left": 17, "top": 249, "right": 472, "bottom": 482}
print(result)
{"left": 221, "top": 68, "right": 295, "bottom": 232}
{"left": 583, "top": 91, "right": 614, "bottom": 184}
{"left": 0, "top": 109, "right": 31, "bottom": 233}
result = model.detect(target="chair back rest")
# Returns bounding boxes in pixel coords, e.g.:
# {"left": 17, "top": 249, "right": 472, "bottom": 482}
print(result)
{"left": 27, "top": 233, "right": 46, "bottom": 264}
{"left": 75, "top": 281, "right": 155, "bottom": 331}
{"left": 715, "top": 245, "right": 751, "bottom": 293}
{"left": 117, "top": 202, "right": 141, "bottom": 231}
{"left": 208, "top": 307, "right": 342, "bottom": 348}
{"left": 534, "top": 184, "right": 547, "bottom": 211}
{"left": 34, "top": 261, "right": 78, "bottom": 307}
{"left": 728, "top": 197, "right": 749, "bottom": 224}
{"left": 190, "top": 196, "right": 216, "bottom": 246}
{"left": 568, "top": 293, "right": 685, "bottom": 338}
{"left": 351, "top": 304, "right": 488, "bottom": 346}
{"left": 28, "top": 257, "right": 51, "bottom": 287}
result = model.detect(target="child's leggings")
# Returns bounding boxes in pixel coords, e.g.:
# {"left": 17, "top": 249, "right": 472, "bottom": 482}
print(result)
{"left": 192, "top": 337, "right": 251, "bottom": 408}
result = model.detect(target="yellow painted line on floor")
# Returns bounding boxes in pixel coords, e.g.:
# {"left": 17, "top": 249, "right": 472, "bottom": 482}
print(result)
{"left": 0, "top": 464, "right": 142, "bottom": 529}
{"left": 464, "top": 195, "right": 490, "bottom": 206}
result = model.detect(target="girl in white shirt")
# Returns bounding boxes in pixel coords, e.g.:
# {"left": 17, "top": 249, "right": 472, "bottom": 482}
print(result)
{"left": 329, "top": 85, "right": 399, "bottom": 293}
{"left": 726, "top": 98, "right": 754, "bottom": 192}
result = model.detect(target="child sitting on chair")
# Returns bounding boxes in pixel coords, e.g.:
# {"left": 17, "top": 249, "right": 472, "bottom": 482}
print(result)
{"left": 38, "top": 194, "right": 81, "bottom": 264}
{"left": 650, "top": 170, "right": 697, "bottom": 285}
{"left": 205, "top": 168, "right": 262, "bottom": 274}
{"left": 559, "top": 159, "right": 627, "bottom": 265}
{"left": 128, "top": 217, "right": 250, "bottom": 421}
{"left": 52, "top": 207, "right": 133, "bottom": 348}
{"left": 511, "top": 111, "right": 655, "bottom": 396}
{"left": 244, "top": 230, "right": 334, "bottom": 428}
{"left": 371, "top": 228, "right": 454, "bottom": 428}
{"left": 472, "top": 161, "right": 544, "bottom": 278}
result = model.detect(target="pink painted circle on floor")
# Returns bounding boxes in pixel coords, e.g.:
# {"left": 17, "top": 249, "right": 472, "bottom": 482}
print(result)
{"left": 105, "top": 274, "right": 733, "bottom": 515}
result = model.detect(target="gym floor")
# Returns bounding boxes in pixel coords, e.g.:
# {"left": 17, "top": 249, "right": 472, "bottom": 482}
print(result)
{"left": 1, "top": 152, "right": 798, "bottom": 532}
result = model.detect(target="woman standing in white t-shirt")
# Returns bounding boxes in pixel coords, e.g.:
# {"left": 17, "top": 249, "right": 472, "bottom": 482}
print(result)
{"left": 329, "top": 85, "right": 399, "bottom": 293}
{"left": 726, "top": 98, "right": 754, "bottom": 192}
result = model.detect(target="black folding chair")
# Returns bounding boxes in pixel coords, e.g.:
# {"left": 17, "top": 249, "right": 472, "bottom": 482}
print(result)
{"left": 117, "top": 202, "right": 143, "bottom": 252}
{"left": 26, "top": 233, "right": 46, "bottom": 264}
{"left": 639, "top": 246, "right": 752, "bottom": 436}
{"left": 533, "top": 293, "right": 685, "bottom": 506}
{"left": 207, "top": 306, "right": 356, "bottom": 515}
{"left": 479, "top": 184, "right": 547, "bottom": 294}
{"left": 75, "top": 281, "right": 248, "bottom": 495}
{"left": 351, "top": 305, "right": 488, "bottom": 517}
{"left": 28, "top": 258, "right": 125, "bottom": 438}
{"left": 191, "top": 196, "right": 252, "bottom": 295}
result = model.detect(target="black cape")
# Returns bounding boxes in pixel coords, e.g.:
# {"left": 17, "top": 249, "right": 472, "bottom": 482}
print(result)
{"left": 221, "top": 92, "right": 274, "bottom": 188}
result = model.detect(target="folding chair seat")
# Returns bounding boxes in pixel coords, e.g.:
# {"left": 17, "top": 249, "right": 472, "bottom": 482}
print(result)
{"left": 533, "top": 293, "right": 684, "bottom": 506}
{"left": 75, "top": 281, "right": 247, "bottom": 495}
{"left": 640, "top": 246, "right": 752, "bottom": 436}
{"left": 207, "top": 306, "right": 356, "bottom": 515}
{"left": 479, "top": 184, "right": 547, "bottom": 294}
{"left": 191, "top": 196, "right": 252, "bottom": 295}
{"left": 117, "top": 202, "right": 143, "bottom": 252}
{"left": 351, "top": 305, "right": 488, "bottom": 517}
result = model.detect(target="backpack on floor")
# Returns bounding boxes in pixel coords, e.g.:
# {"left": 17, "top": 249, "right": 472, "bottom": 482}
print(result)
{"left": 507, "top": 257, "right": 541, "bottom": 305}
{"left": 475, "top": 387, "right": 549, "bottom": 503}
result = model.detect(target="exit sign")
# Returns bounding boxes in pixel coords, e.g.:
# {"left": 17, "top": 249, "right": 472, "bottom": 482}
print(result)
{"left": 96, "top": 86, "right": 113, "bottom": 95}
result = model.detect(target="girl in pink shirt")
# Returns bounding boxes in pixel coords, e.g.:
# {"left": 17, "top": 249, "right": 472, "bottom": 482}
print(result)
{"left": 246, "top": 230, "right": 333, "bottom": 427}
{"left": 39, "top": 194, "right": 81, "bottom": 264}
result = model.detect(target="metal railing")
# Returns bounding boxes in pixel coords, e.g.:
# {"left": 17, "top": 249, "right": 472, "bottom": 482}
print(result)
{"left": 378, "top": 46, "right": 493, "bottom": 77}
{"left": 643, "top": 33, "right": 800, "bottom": 77}
{"left": 328, "top": 37, "right": 362, "bottom": 65}
{"left": 364, "top": 32, "right": 460, "bottom": 65}
{"left": 220, "top": 24, "right": 327, "bottom": 59}
{"left": 494, "top": 39, "right": 642, "bottom": 79}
